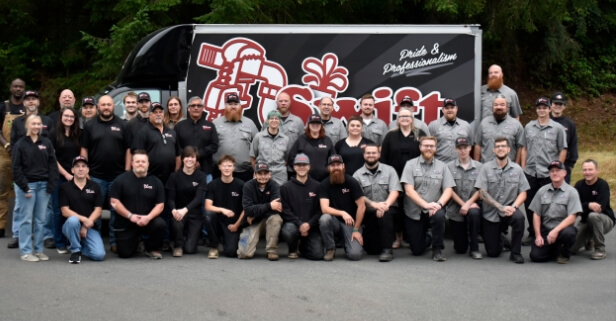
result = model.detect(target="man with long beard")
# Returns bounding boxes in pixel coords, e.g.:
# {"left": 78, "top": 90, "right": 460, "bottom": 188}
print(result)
{"left": 212, "top": 93, "right": 258, "bottom": 183}
{"left": 480, "top": 64, "right": 522, "bottom": 120}
{"left": 319, "top": 155, "right": 365, "bottom": 261}
{"left": 400, "top": 136, "right": 455, "bottom": 261}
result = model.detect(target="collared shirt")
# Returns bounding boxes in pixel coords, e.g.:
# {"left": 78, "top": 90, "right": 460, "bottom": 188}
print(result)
{"left": 353, "top": 162, "right": 402, "bottom": 205}
{"left": 212, "top": 116, "right": 258, "bottom": 172}
{"left": 446, "top": 159, "right": 482, "bottom": 222}
{"left": 175, "top": 114, "right": 219, "bottom": 174}
{"left": 10, "top": 114, "right": 54, "bottom": 146}
{"left": 529, "top": 182, "right": 582, "bottom": 230}
{"left": 361, "top": 117, "right": 389, "bottom": 146}
{"left": 474, "top": 115, "right": 525, "bottom": 162}
{"left": 279, "top": 113, "right": 305, "bottom": 148}
{"left": 400, "top": 156, "right": 456, "bottom": 220}
{"left": 429, "top": 117, "right": 473, "bottom": 163}
{"left": 81, "top": 116, "right": 129, "bottom": 180}
{"left": 132, "top": 122, "right": 181, "bottom": 184}
{"left": 322, "top": 116, "right": 347, "bottom": 144}
{"left": 480, "top": 84, "right": 522, "bottom": 119}
{"left": 523, "top": 119, "right": 567, "bottom": 178}
{"left": 59, "top": 179, "right": 103, "bottom": 222}
{"left": 474, "top": 159, "right": 530, "bottom": 223}
{"left": 250, "top": 130, "right": 290, "bottom": 184}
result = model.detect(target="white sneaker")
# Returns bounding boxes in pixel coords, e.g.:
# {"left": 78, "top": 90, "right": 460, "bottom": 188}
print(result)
{"left": 21, "top": 254, "right": 40, "bottom": 262}
{"left": 34, "top": 252, "right": 49, "bottom": 261}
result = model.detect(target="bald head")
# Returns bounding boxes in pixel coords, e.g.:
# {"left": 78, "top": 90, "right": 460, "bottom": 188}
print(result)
{"left": 59, "top": 89, "right": 76, "bottom": 109}
{"left": 98, "top": 95, "right": 115, "bottom": 120}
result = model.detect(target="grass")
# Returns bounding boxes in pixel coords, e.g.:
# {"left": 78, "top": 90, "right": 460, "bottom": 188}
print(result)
{"left": 570, "top": 150, "right": 616, "bottom": 206}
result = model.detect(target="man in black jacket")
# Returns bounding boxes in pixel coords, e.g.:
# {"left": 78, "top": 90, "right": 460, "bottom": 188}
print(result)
{"left": 279, "top": 154, "right": 323, "bottom": 260}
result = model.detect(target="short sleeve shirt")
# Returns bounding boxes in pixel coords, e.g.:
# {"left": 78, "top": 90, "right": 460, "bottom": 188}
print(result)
{"left": 212, "top": 116, "right": 258, "bottom": 172}
{"left": 319, "top": 174, "right": 364, "bottom": 220}
{"left": 523, "top": 119, "right": 567, "bottom": 178}
{"left": 322, "top": 116, "right": 347, "bottom": 144}
{"left": 353, "top": 163, "right": 402, "bottom": 205}
{"left": 361, "top": 117, "right": 389, "bottom": 146}
{"left": 280, "top": 113, "right": 305, "bottom": 148}
{"left": 446, "top": 159, "right": 482, "bottom": 222}
{"left": 250, "top": 130, "right": 289, "bottom": 172}
{"left": 529, "top": 182, "right": 582, "bottom": 230}
{"left": 429, "top": 117, "right": 474, "bottom": 163}
{"left": 59, "top": 179, "right": 104, "bottom": 226}
{"left": 474, "top": 116, "right": 525, "bottom": 162}
{"left": 480, "top": 84, "right": 522, "bottom": 119}
{"left": 110, "top": 172, "right": 165, "bottom": 229}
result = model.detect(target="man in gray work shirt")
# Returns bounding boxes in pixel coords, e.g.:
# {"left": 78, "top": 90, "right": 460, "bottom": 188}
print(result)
{"left": 429, "top": 98, "right": 473, "bottom": 163}
{"left": 400, "top": 136, "right": 455, "bottom": 261}
{"left": 318, "top": 96, "right": 347, "bottom": 144}
{"left": 358, "top": 94, "right": 388, "bottom": 146}
{"left": 212, "top": 92, "right": 258, "bottom": 183}
{"left": 275, "top": 91, "right": 304, "bottom": 148}
{"left": 475, "top": 137, "right": 529, "bottom": 264}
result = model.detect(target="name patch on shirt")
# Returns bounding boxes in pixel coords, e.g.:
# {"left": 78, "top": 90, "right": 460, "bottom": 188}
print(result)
{"left": 342, "top": 188, "right": 350, "bottom": 194}
{"left": 143, "top": 184, "right": 153, "bottom": 190}
{"left": 111, "top": 126, "right": 121, "bottom": 132}
{"left": 192, "top": 182, "right": 199, "bottom": 186}
{"left": 202, "top": 125, "right": 211, "bottom": 130}
{"left": 318, "top": 144, "right": 327, "bottom": 149}
{"left": 232, "top": 192, "right": 240, "bottom": 197}
{"left": 37, "top": 145, "right": 47, "bottom": 150}
{"left": 309, "top": 192, "right": 317, "bottom": 198}
{"left": 164, "top": 133, "right": 173, "bottom": 138}
{"left": 85, "top": 189, "right": 95, "bottom": 194}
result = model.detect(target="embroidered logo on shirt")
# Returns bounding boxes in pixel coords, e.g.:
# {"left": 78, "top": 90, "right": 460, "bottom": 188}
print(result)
{"left": 232, "top": 192, "right": 240, "bottom": 197}
{"left": 592, "top": 190, "right": 598, "bottom": 196}
{"left": 318, "top": 144, "right": 327, "bottom": 148}
{"left": 202, "top": 125, "right": 211, "bottom": 130}
{"left": 143, "top": 184, "right": 153, "bottom": 189}
{"left": 111, "top": 126, "right": 121, "bottom": 132}
{"left": 309, "top": 192, "right": 317, "bottom": 197}
{"left": 192, "top": 182, "right": 199, "bottom": 186}
{"left": 37, "top": 145, "right": 47, "bottom": 150}
{"left": 164, "top": 133, "right": 173, "bottom": 138}
{"left": 265, "top": 191, "right": 270, "bottom": 195}
{"left": 342, "top": 188, "right": 350, "bottom": 194}
{"left": 85, "top": 189, "right": 95, "bottom": 194}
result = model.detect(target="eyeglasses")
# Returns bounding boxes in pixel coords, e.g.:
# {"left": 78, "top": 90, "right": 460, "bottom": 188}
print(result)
{"left": 269, "top": 118, "right": 280, "bottom": 121}
{"left": 189, "top": 104, "right": 204, "bottom": 108}
{"left": 63, "top": 115, "right": 75, "bottom": 119}
{"left": 494, "top": 145, "right": 508, "bottom": 149}
{"left": 398, "top": 115, "right": 413, "bottom": 119}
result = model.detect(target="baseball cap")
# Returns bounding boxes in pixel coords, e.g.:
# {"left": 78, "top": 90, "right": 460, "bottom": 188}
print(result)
{"left": 137, "top": 92, "right": 151, "bottom": 102}
{"left": 551, "top": 92, "right": 566, "bottom": 104}
{"left": 547, "top": 160, "right": 566, "bottom": 170}
{"left": 81, "top": 96, "right": 96, "bottom": 107}
{"left": 255, "top": 161, "right": 270, "bottom": 173}
{"left": 328, "top": 154, "right": 344, "bottom": 165}
{"left": 226, "top": 93, "right": 240, "bottom": 103}
{"left": 535, "top": 97, "right": 550, "bottom": 107}
{"left": 455, "top": 136, "right": 471, "bottom": 147}
{"left": 150, "top": 102, "right": 163, "bottom": 112}
{"left": 294, "top": 153, "right": 310, "bottom": 165}
{"left": 308, "top": 114, "right": 322, "bottom": 123}
{"left": 400, "top": 96, "right": 413, "bottom": 106}
{"left": 443, "top": 98, "right": 457, "bottom": 107}
{"left": 72, "top": 155, "right": 88, "bottom": 167}
{"left": 23, "top": 90, "right": 39, "bottom": 99}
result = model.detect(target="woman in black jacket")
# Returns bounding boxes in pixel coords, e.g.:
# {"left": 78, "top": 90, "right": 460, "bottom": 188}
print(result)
{"left": 288, "top": 114, "right": 335, "bottom": 181}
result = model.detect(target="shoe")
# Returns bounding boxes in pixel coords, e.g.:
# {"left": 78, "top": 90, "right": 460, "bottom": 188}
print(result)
{"left": 110, "top": 245, "right": 117, "bottom": 254}
{"left": 522, "top": 236, "right": 534, "bottom": 246}
{"left": 432, "top": 249, "right": 446, "bottom": 262}
{"left": 136, "top": 241, "right": 145, "bottom": 253}
{"left": 34, "top": 252, "right": 49, "bottom": 261}
{"left": 477, "top": 234, "right": 484, "bottom": 243}
{"left": 557, "top": 255, "right": 570, "bottom": 264}
{"left": 509, "top": 253, "right": 525, "bottom": 264}
{"left": 21, "top": 254, "right": 40, "bottom": 262}
{"left": 69, "top": 252, "right": 81, "bottom": 264}
{"left": 44, "top": 238, "right": 56, "bottom": 249}
{"left": 288, "top": 251, "right": 299, "bottom": 259}
{"left": 7, "top": 237, "right": 18, "bottom": 249}
{"left": 585, "top": 239, "right": 595, "bottom": 251}
{"left": 590, "top": 249, "right": 607, "bottom": 260}
{"left": 57, "top": 247, "right": 69, "bottom": 254}
{"left": 379, "top": 249, "right": 394, "bottom": 262}
{"left": 469, "top": 251, "right": 483, "bottom": 260}
{"left": 267, "top": 252, "right": 279, "bottom": 261}
{"left": 145, "top": 251, "right": 163, "bottom": 259}
{"left": 392, "top": 239, "right": 401, "bottom": 249}
{"left": 208, "top": 248, "right": 219, "bottom": 259}
{"left": 162, "top": 241, "right": 171, "bottom": 252}
{"left": 0, "top": 228, "right": 5, "bottom": 238}
{"left": 502, "top": 233, "right": 511, "bottom": 252}
{"left": 172, "top": 248, "right": 183, "bottom": 257}
{"left": 324, "top": 248, "right": 335, "bottom": 261}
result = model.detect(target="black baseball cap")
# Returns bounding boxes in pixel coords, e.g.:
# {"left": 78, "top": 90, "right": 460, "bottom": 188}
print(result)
{"left": 81, "top": 96, "right": 96, "bottom": 107}
{"left": 400, "top": 96, "right": 413, "bottom": 106}
{"left": 72, "top": 155, "right": 88, "bottom": 167}
{"left": 137, "top": 92, "right": 151, "bottom": 102}
{"left": 255, "top": 161, "right": 270, "bottom": 173}
{"left": 547, "top": 160, "right": 566, "bottom": 170}
{"left": 455, "top": 136, "right": 471, "bottom": 147}
{"left": 551, "top": 92, "right": 566, "bottom": 104}
{"left": 443, "top": 98, "right": 457, "bottom": 107}
{"left": 23, "top": 90, "right": 39, "bottom": 99}
{"left": 308, "top": 114, "right": 322, "bottom": 123}
{"left": 328, "top": 154, "right": 344, "bottom": 165}
{"left": 535, "top": 97, "right": 550, "bottom": 107}
{"left": 150, "top": 102, "right": 163, "bottom": 112}
{"left": 226, "top": 93, "right": 240, "bottom": 103}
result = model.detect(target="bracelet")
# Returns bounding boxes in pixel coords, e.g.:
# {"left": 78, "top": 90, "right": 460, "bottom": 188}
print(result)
{"left": 127, "top": 213, "right": 133, "bottom": 219}
{"left": 352, "top": 228, "right": 359, "bottom": 232}
{"left": 436, "top": 201, "right": 443, "bottom": 207}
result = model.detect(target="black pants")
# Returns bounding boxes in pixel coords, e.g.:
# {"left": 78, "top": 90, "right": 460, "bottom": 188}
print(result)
{"left": 404, "top": 209, "right": 445, "bottom": 256}
{"left": 279, "top": 222, "right": 324, "bottom": 260}
{"left": 169, "top": 212, "right": 202, "bottom": 254}
{"left": 393, "top": 195, "right": 405, "bottom": 235}
{"left": 203, "top": 210, "right": 240, "bottom": 257}
{"left": 524, "top": 174, "right": 551, "bottom": 237}
{"left": 482, "top": 210, "right": 525, "bottom": 257}
{"left": 450, "top": 208, "right": 481, "bottom": 254}
{"left": 530, "top": 226, "right": 577, "bottom": 262}
{"left": 114, "top": 216, "right": 166, "bottom": 258}
{"left": 362, "top": 208, "right": 395, "bottom": 254}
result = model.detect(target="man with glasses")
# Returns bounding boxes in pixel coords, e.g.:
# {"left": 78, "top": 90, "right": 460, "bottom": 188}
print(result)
{"left": 549, "top": 92, "right": 578, "bottom": 183}
{"left": 428, "top": 98, "right": 473, "bottom": 163}
{"left": 318, "top": 96, "right": 347, "bottom": 144}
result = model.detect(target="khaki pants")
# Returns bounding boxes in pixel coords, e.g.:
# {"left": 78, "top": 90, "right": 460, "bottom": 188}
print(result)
{"left": 237, "top": 214, "right": 282, "bottom": 259}
{"left": 0, "top": 148, "right": 14, "bottom": 229}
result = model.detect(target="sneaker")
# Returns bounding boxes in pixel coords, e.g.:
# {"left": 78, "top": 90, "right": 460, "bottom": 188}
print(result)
{"left": 7, "top": 237, "right": 18, "bottom": 249}
{"left": 392, "top": 239, "right": 401, "bottom": 249}
{"left": 21, "top": 254, "right": 40, "bottom": 262}
{"left": 69, "top": 252, "right": 81, "bottom": 264}
{"left": 585, "top": 239, "right": 595, "bottom": 251}
{"left": 34, "top": 252, "right": 49, "bottom": 261}
{"left": 172, "top": 248, "right": 183, "bottom": 257}
{"left": 288, "top": 251, "right": 299, "bottom": 259}
{"left": 509, "top": 253, "right": 525, "bottom": 264}
{"left": 136, "top": 241, "right": 145, "bottom": 253}
{"left": 590, "top": 249, "right": 607, "bottom": 260}
{"left": 432, "top": 249, "right": 446, "bottom": 262}
{"left": 379, "top": 249, "right": 394, "bottom": 262}
{"left": 324, "top": 248, "right": 335, "bottom": 261}
{"left": 110, "top": 245, "right": 117, "bottom": 254}
{"left": 44, "top": 238, "right": 56, "bottom": 249}
{"left": 557, "top": 255, "right": 570, "bottom": 264}
{"left": 208, "top": 248, "right": 219, "bottom": 259}
{"left": 57, "top": 247, "right": 69, "bottom": 254}
{"left": 145, "top": 251, "right": 163, "bottom": 259}
{"left": 162, "top": 241, "right": 171, "bottom": 252}
{"left": 267, "top": 252, "right": 279, "bottom": 261}
{"left": 469, "top": 251, "right": 483, "bottom": 260}
{"left": 522, "top": 236, "right": 534, "bottom": 246}
{"left": 0, "top": 228, "right": 5, "bottom": 238}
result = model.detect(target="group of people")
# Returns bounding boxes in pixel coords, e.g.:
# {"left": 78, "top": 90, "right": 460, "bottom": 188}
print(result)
{"left": 0, "top": 64, "right": 612, "bottom": 265}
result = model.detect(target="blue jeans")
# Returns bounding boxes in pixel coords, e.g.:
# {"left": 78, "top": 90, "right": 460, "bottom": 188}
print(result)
{"left": 11, "top": 183, "right": 22, "bottom": 237}
{"left": 91, "top": 177, "right": 116, "bottom": 246}
{"left": 17, "top": 181, "right": 50, "bottom": 255}
{"left": 200, "top": 174, "right": 213, "bottom": 238}
{"left": 62, "top": 216, "right": 106, "bottom": 261}
{"left": 51, "top": 176, "right": 68, "bottom": 248}
{"left": 319, "top": 214, "right": 363, "bottom": 261}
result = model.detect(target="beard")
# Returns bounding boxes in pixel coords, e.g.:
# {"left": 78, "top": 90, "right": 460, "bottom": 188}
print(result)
{"left": 420, "top": 151, "right": 434, "bottom": 161}
{"left": 329, "top": 169, "right": 346, "bottom": 185}
{"left": 496, "top": 153, "right": 508, "bottom": 161}
{"left": 365, "top": 159, "right": 379, "bottom": 167}
{"left": 225, "top": 109, "right": 241, "bottom": 122}
{"left": 493, "top": 109, "right": 507, "bottom": 121}
{"left": 487, "top": 75, "right": 504, "bottom": 90}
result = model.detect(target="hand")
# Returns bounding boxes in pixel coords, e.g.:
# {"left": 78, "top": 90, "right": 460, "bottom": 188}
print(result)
{"left": 547, "top": 230, "right": 559, "bottom": 244}
{"left": 80, "top": 226, "right": 88, "bottom": 239}
{"left": 82, "top": 218, "right": 94, "bottom": 229}
{"left": 227, "top": 224, "right": 238, "bottom": 232}
{"left": 341, "top": 212, "right": 354, "bottom": 226}
{"left": 64, "top": 173, "right": 74, "bottom": 181}
{"left": 25, "top": 190, "right": 33, "bottom": 199}
{"left": 375, "top": 202, "right": 389, "bottom": 213}
{"left": 459, "top": 203, "right": 470, "bottom": 215}
{"left": 222, "top": 208, "right": 234, "bottom": 217}
{"left": 376, "top": 208, "right": 384, "bottom": 218}
{"left": 135, "top": 215, "right": 151, "bottom": 227}
{"left": 129, "top": 214, "right": 140, "bottom": 224}
{"left": 426, "top": 202, "right": 441, "bottom": 212}
{"left": 589, "top": 202, "right": 602, "bottom": 213}
{"left": 270, "top": 198, "right": 282, "bottom": 212}
{"left": 171, "top": 209, "right": 182, "bottom": 221}
{"left": 247, "top": 216, "right": 254, "bottom": 225}
{"left": 299, "top": 223, "right": 310, "bottom": 237}
{"left": 503, "top": 206, "right": 516, "bottom": 217}
{"left": 351, "top": 231, "right": 363, "bottom": 245}
{"left": 535, "top": 235, "right": 545, "bottom": 247}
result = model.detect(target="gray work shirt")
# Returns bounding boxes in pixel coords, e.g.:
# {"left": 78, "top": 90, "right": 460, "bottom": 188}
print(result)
{"left": 474, "top": 116, "right": 525, "bottom": 162}
{"left": 523, "top": 119, "right": 567, "bottom": 178}
{"left": 280, "top": 113, "right": 305, "bottom": 148}
{"left": 529, "top": 182, "right": 582, "bottom": 230}
{"left": 389, "top": 118, "right": 430, "bottom": 136}
{"left": 212, "top": 116, "right": 258, "bottom": 172}
{"left": 361, "top": 117, "right": 389, "bottom": 146}
{"left": 250, "top": 130, "right": 290, "bottom": 185}
{"left": 446, "top": 159, "right": 483, "bottom": 222}
{"left": 429, "top": 117, "right": 474, "bottom": 163}
{"left": 353, "top": 162, "right": 402, "bottom": 205}
{"left": 322, "top": 116, "right": 347, "bottom": 144}
{"left": 480, "top": 84, "right": 522, "bottom": 119}
{"left": 400, "top": 156, "right": 456, "bottom": 220}
{"left": 474, "top": 159, "right": 530, "bottom": 223}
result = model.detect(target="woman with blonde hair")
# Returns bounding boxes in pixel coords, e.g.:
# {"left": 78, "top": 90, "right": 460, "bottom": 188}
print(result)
{"left": 164, "top": 96, "right": 185, "bottom": 129}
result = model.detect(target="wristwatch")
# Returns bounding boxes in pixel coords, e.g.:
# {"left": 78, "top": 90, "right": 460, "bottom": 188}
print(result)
{"left": 512, "top": 204, "right": 518, "bottom": 209}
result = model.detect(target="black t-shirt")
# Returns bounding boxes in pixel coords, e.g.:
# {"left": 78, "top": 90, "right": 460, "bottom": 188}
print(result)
{"left": 50, "top": 129, "right": 81, "bottom": 174}
{"left": 110, "top": 171, "right": 165, "bottom": 229}
{"left": 206, "top": 178, "right": 245, "bottom": 225}
{"left": 335, "top": 137, "right": 374, "bottom": 175}
{"left": 319, "top": 174, "right": 364, "bottom": 220}
{"left": 126, "top": 114, "right": 149, "bottom": 147}
{"left": 0, "top": 100, "right": 24, "bottom": 131}
{"left": 10, "top": 114, "right": 55, "bottom": 145}
{"left": 165, "top": 169, "right": 207, "bottom": 217}
{"left": 174, "top": 115, "right": 219, "bottom": 174}
{"left": 574, "top": 178, "right": 615, "bottom": 223}
{"left": 59, "top": 179, "right": 103, "bottom": 229}
{"left": 288, "top": 134, "right": 336, "bottom": 181}
{"left": 132, "top": 122, "right": 180, "bottom": 183}
{"left": 81, "top": 116, "right": 128, "bottom": 180}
